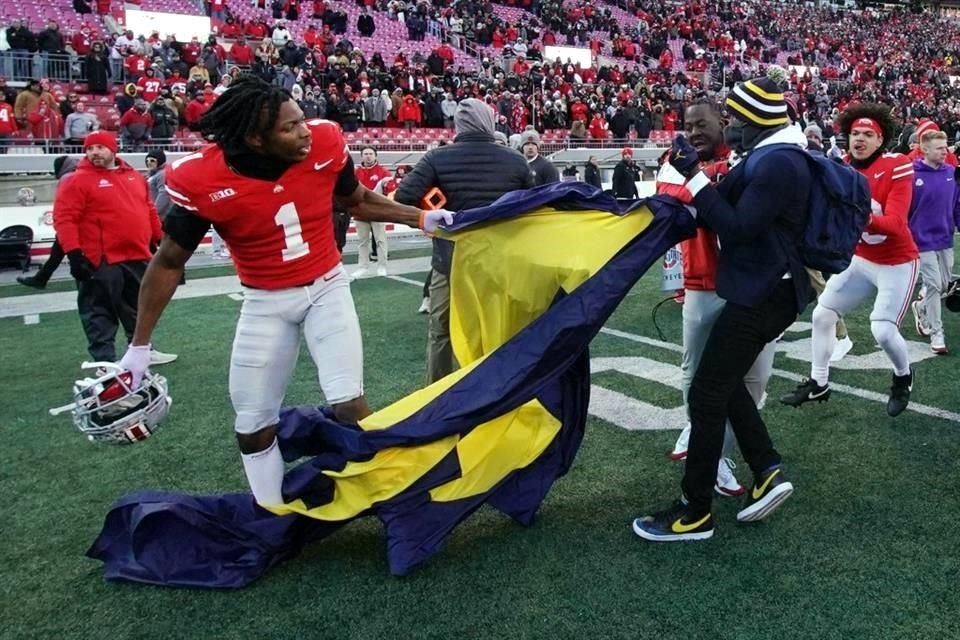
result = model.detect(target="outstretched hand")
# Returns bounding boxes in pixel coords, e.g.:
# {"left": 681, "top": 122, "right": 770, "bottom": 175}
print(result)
{"left": 669, "top": 134, "right": 701, "bottom": 178}
{"left": 420, "top": 209, "right": 455, "bottom": 234}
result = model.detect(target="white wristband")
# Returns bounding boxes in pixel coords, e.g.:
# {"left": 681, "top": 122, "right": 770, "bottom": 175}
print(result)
{"left": 686, "top": 171, "right": 711, "bottom": 197}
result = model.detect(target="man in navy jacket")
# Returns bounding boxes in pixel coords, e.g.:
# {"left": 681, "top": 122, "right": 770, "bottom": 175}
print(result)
{"left": 635, "top": 77, "right": 814, "bottom": 542}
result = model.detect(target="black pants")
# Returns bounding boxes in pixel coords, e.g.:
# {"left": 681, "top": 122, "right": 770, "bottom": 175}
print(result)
{"left": 34, "top": 238, "right": 65, "bottom": 283}
{"left": 333, "top": 211, "right": 350, "bottom": 253}
{"left": 77, "top": 261, "right": 147, "bottom": 362}
{"left": 422, "top": 269, "right": 432, "bottom": 298}
{"left": 682, "top": 280, "right": 799, "bottom": 515}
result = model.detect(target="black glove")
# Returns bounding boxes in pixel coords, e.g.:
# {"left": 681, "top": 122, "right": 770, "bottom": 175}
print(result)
{"left": 669, "top": 134, "right": 701, "bottom": 178}
{"left": 67, "top": 250, "right": 95, "bottom": 282}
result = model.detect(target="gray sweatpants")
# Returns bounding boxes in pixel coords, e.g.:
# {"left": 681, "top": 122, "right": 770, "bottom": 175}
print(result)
{"left": 681, "top": 289, "right": 777, "bottom": 456}
{"left": 356, "top": 221, "right": 388, "bottom": 270}
{"left": 919, "top": 248, "right": 954, "bottom": 338}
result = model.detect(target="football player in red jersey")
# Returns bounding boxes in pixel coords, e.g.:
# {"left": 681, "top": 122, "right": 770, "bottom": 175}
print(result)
{"left": 782, "top": 104, "right": 918, "bottom": 417}
{"left": 118, "top": 75, "right": 454, "bottom": 507}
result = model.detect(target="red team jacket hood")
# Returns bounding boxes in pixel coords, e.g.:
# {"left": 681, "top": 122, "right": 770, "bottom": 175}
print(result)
{"left": 52, "top": 157, "right": 162, "bottom": 266}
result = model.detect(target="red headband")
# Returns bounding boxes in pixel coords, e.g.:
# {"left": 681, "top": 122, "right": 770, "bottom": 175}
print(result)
{"left": 851, "top": 117, "right": 882, "bottom": 137}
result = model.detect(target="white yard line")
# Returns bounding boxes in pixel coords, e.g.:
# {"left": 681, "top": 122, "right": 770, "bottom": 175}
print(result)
{"left": 11, "top": 268, "right": 956, "bottom": 425}
{"left": 0, "top": 257, "right": 433, "bottom": 319}
{"left": 599, "top": 327, "right": 960, "bottom": 424}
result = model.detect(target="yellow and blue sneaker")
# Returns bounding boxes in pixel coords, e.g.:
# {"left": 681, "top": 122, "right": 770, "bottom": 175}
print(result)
{"left": 632, "top": 499, "right": 714, "bottom": 542}
{"left": 736, "top": 466, "right": 794, "bottom": 522}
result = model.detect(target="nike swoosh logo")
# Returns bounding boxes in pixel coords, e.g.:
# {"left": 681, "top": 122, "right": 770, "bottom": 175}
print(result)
{"left": 809, "top": 387, "right": 829, "bottom": 399}
{"left": 874, "top": 172, "right": 885, "bottom": 179}
{"left": 314, "top": 160, "right": 332, "bottom": 170}
{"left": 670, "top": 513, "right": 710, "bottom": 533}
{"left": 752, "top": 468, "right": 781, "bottom": 500}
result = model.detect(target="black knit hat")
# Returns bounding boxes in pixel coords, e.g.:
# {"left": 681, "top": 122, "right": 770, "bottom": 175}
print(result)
{"left": 145, "top": 149, "right": 166, "bottom": 167}
{"left": 725, "top": 77, "right": 789, "bottom": 128}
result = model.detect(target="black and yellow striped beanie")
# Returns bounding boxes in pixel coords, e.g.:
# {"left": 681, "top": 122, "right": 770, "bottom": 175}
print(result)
{"left": 725, "top": 77, "right": 789, "bottom": 128}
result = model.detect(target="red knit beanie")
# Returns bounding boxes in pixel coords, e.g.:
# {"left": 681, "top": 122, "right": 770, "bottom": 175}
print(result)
{"left": 83, "top": 130, "right": 118, "bottom": 154}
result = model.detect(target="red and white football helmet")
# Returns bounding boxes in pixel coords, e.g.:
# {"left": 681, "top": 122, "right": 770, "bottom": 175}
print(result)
{"left": 50, "top": 362, "right": 172, "bottom": 444}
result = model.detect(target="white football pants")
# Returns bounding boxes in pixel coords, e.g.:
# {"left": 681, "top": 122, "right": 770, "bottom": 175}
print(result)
{"left": 229, "top": 264, "right": 364, "bottom": 434}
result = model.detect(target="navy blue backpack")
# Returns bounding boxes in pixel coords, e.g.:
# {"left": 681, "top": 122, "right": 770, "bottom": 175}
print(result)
{"left": 744, "top": 143, "right": 871, "bottom": 274}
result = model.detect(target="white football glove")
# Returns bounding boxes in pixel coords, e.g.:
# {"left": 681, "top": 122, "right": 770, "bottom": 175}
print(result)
{"left": 419, "top": 209, "right": 455, "bottom": 234}
{"left": 118, "top": 344, "right": 152, "bottom": 388}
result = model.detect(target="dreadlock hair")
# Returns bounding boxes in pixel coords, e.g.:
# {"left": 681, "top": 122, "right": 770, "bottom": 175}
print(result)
{"left": 199, "top": 73, "right": 293, "bottom": 156}
{"left": 836, "top": 102, "right": 897, "bottom": 148}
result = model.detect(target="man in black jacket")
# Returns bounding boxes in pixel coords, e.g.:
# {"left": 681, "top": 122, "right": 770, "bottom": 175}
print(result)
{"left": 357, "top": 9, "right": 375, "bottom": 37}
{"left": 611, "top": 148, "right": 639, "bottom": 199}
{"left": 17, "top": 155, "right": 76, "bottom": 289}
{"left": 520, "top": 131, "right": 559, "bottom": 186}
{"left": 396, "top": 98, "right": 533, "bottom": 383}
{"left": 584, "top": 155, "right": 602, "bottom": 189}
{"left": 634, "top": 77, "right": 814, "bottom": 542}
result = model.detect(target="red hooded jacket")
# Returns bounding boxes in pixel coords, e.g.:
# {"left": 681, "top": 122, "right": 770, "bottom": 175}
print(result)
{"left": 53, "top": 157, "right": 162, "bottom": 265}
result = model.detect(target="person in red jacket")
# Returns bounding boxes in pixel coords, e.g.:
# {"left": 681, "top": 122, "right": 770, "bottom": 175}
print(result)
{"left": 783, "top": 103, "right": 918, "bottom": 417}
{"left": 119, "top": 98, "right": 154, "bottom": 150}
{"left": 569, "top": 97, "right": 588, "bottom": 123}
{"left": 353, "top": 146, "right": 392, "bottom": 277}
{"left": 71, "top": 25, "right": 94, "bottom": 56}
{"left": 229, "top": 36, "right": 255, "bottom": 64}
{"left": 0, "top": 99, "right": 16, "bottom": 152}
{"left": 28, "top": 101, "right": 62, "bottom": 151}
{"left": 52, "top": 131, "right": 175, "bottom": 365}
{"left": 588, "top": 112, "right": 608, "bottom": 140}
{"left": 908, "top": 119, "right": 958, "bottom": 166}
{"left": 246, "top": 19, "right": 267, "bottom": 39}
{"left": 398, "top": 94, "right": 421, "bottom": 129}
{"left": 220, "top": 18, "right": 242, "bottom": 38}
{"left": 185, "top": 92, "right": 210, "bottom": 130}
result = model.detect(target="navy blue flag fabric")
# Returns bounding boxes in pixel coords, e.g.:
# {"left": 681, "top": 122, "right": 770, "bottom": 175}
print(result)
{"left": 87, "top": 183, "right": 696, "bottom": 588}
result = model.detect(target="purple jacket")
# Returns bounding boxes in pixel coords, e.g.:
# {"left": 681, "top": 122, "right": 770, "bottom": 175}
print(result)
{"left": 908, "top": 159, "right": 960, "bottom": 252}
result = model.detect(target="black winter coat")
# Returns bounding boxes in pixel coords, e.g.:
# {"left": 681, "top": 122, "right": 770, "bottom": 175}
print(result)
{"left": 584, "top": 163, "right": 602, "bottom": 189}
{"left": 611, "top": 161, "right": 639, "bottom": 198}
{"left": 395, "top": 132, "right": 534, "bottom": 274}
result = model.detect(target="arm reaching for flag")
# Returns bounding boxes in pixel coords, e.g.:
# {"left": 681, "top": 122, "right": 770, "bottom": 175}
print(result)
{"left": 86, "top": 183, "right": 696, "bottom": 588}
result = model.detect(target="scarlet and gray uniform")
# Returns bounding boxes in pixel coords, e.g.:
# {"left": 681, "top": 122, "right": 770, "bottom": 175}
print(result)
{"left": 165, "top": 120, "right": 365, "bottom": 433}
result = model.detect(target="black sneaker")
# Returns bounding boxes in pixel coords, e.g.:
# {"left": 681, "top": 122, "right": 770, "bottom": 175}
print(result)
{"left": 632, "top": 499, "right": 714, "bottom": 542}
{"left": 887, "top": 367, "right": 913, "bottom": 417}
{"left": 737, "top": 467, "right": 794, "bottom": 522}
{"left": 780, "top": 378, "right": 831, "bottom": 407}
{"left": 16, "top": 275, "right": 47, "bottom": 290}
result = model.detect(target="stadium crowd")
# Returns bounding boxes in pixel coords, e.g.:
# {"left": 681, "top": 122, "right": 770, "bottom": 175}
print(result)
{"left": 1, "top": 0, "right": 960, "bottom": 150}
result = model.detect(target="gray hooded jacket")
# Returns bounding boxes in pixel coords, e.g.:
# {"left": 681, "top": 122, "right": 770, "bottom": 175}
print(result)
{"left": 395, "top": 98, "right": 533, "bottom": 274}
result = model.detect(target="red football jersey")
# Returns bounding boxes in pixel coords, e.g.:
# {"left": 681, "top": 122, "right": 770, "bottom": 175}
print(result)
{"left": 165, "top": 120, "right": 350, "bottom": 289}
{"left": 852, "top": 152, "right": 918, "bottom": 265}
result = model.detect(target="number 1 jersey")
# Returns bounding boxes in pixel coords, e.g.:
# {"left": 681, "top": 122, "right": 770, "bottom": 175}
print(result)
{"left": 165, "top": 120, "right": 350, "bottom": 289}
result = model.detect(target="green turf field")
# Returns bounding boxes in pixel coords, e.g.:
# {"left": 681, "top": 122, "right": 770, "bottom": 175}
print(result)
{"left": 2, "top": 262, "right": 958, "bottom": 640}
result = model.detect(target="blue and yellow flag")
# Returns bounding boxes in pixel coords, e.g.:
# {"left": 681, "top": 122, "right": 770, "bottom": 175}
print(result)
{"left": 87, "top": 183, "right": 695, "bottom": 588}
